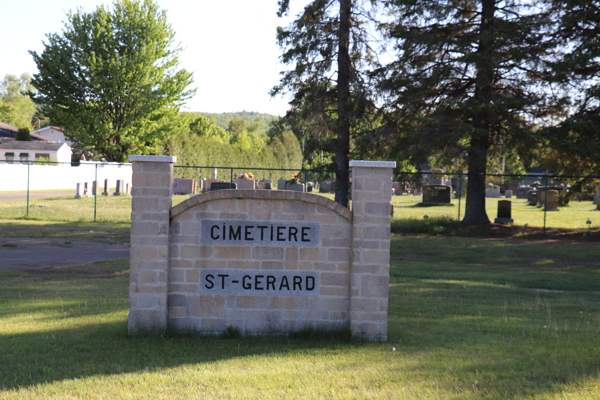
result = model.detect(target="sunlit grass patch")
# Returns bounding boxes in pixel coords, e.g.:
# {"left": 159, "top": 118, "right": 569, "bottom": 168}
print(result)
{"left": 0, "top": 236, "right": 599, "bottom": 399}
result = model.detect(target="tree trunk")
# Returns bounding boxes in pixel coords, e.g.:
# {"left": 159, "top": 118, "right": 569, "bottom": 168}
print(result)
{"left": 463, "top": 134, "right": 490, "bottom": 224}
{"left": 462, "top": 0, "right": 495, "bottom": 225}
{"left": 335, "top": 0, "right": 351, "bottom": 208}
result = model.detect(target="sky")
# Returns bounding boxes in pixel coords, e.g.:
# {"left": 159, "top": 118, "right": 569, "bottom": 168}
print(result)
{"left": 0, "top": 0, "right": 307, "bottom": 116}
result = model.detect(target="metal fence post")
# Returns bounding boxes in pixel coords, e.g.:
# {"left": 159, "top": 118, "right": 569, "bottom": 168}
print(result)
{"left": 543, "top": 174, "right": 548, "bottom": 234}
{"left": 456, "top": 173, "right": 462, "bottom": 234}
{"left": 304, "top": 170, "right": 308, "bottom": 192}
{"left": 94, "top": 163, "right": 98, "bottom": 222}
{"left": 230, "top": 168, "right": 233, "bottom": 183}
{"left": 26, "top": 161, "right": 30, "bottom": 218}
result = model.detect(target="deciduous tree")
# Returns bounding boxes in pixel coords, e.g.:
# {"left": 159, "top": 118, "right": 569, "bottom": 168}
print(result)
{"left": 30, "top": 0, "right": 194, "bottom": 161}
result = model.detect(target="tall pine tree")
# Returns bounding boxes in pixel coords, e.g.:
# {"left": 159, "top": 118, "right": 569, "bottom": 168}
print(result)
{"left": 272, "top": 0, "right": 379, "bottom": 207}
{"left": 377, "top": 0, "right": 556, "bottom": 224}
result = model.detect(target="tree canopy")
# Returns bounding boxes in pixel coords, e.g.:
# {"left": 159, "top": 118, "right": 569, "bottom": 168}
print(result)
{"left": 273, "top": 0, "right": 381, "bottom": 207}
{"left": 0, "top": 74, "right": 37, "bottom": 130}
{"left": 30, "top": 0, "right": 194, "bottom": 161}
{"left": 373, "top": 0, "right": 558, "bottom": 224}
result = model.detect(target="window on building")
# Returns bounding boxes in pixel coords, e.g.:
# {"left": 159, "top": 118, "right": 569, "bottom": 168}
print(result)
{"left": 19, "top": 153, "right": 29, "bottom": 163}
{"left": 5, "top": 152, "right": 14, "bottom": 164}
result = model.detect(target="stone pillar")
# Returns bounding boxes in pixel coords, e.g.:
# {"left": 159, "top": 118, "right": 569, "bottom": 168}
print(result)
{"left": 349, "top": 160, "right": 395, "bottom": 341}
{"left": 128, "top": 155, "right": 176, "bottom": 334}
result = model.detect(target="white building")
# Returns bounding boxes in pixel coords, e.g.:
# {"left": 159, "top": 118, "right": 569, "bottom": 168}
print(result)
{"left": 30, "top": 126, "right": 74, "bottom": 146}
{"left": 0, "top": 141, "right": 72, "bottom": 164}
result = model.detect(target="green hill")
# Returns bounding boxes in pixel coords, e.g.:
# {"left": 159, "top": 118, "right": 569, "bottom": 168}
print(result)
{"left": 184, "top": 111, "right": 279, "bottom": 131}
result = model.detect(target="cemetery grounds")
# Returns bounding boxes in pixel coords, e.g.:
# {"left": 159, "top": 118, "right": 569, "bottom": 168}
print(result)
{"left": 0, "top": 208, "right": 599, "bottom": 398}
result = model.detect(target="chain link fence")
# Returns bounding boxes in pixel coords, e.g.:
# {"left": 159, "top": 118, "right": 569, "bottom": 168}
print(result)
{"left": 1, "top": 160, "right": 598, "bottom": 233}
{"left": 0, "top": 160, "right": 133, "bottom": 222}
{"left": 391, "top": 171, "right": 600, "bottom": 233}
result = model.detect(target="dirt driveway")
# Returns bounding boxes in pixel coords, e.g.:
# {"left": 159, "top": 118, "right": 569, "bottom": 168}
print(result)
{"left": 0, "top": 237, "right": 129, "bottom": 270}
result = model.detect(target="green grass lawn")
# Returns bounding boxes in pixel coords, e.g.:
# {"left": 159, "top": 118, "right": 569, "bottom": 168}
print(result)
{"left": 392, "top": 194, "right": 599, "bottom": 230}
{"left": 0, "top": 192, "right": 598, "bottom": 232}
{"left": 1, "top": 235, "right": 599, "bottom": 399}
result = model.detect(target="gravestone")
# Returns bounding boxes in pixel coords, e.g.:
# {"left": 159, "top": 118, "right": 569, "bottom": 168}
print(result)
{"left": 504, "top": 190, "right": 513, "bottom": 198}
{"left": 527, "top": 190, "right": 537, "bottom": 205}
{"left": 173, "top": 178, "right": 196, "bottom": 195}
{"left": 210, "top": 182, "right": 237, "bottom": 191}
{"left": 125, "top": 183, "right": 131, "bottom": 195}
{"left": 546, "top": 190, "right": 559, "bottom": 211}
{"left": 201, "top": 179, "right": 224, "bottom": 191}
{"left": 485, "top": 185, "right": 501, "bottom": 198}
{"left": 91, "top": 181, "right": 98, "bottom": 196}
{"left": 505, "top": 183, "right": 519, "bottom": 194}
{"left": 288, "top": 183, "right": 305, "bottom": 192}
{"left": 232, "top": 179, "right": 256, "bottom": 190}
{"left": 392, "top": 182, "right": 402, "bottom": 195}
{"left": 516, "top": 186, "right": 530, "bottom": 199}
{"left": 114, "top": 180, "right": 125, "bottom": 196}
{"left": 102, "top": 179, "right": 111, "bottom": 196}
{"left": 278, "top": 178, "right": 287, "bottom": 190}
{"left": 420, "top": 185, "right": 452, "bottom": 205}
{"left": 538, "top": 189, "right": 546, "bottom": 206}
{"left": 494, "top": 200, "right": 513, "bottom": 224}
{"left": 75, "top": 183, "right": 83, "bottom": 199}
{"left": 320, "top": 181, "right": 333, "bottom": 193}
{"left": 594, "top": 189, "right": 600, "bottom": 205}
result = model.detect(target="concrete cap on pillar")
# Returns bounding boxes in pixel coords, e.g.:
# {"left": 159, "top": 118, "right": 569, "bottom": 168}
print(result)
{"left": 349, "top": 160, "right": 396, "bottom": 168}
{"left": 128, "top": 155, "right": 177, "bottom": 163}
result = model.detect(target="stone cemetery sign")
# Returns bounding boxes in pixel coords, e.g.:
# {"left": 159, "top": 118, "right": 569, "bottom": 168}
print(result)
{"left": 420, "top": 185, "right": 452, "bottom": 205}
{"left": 127, "top": 156, "right": 395, "bottom": 341}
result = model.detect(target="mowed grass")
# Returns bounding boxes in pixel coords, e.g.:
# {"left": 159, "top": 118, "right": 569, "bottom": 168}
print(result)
{"left": 1, "top": 192, "right": 598, "bottom": 232}
{"left": 1, "top": 235, "right": 599, "bottom": 399}
{"left": 392, "top": 194, "right": 599, "bottom": 230}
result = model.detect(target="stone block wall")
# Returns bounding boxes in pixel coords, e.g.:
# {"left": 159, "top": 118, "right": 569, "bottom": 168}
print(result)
{"left": 168, "top": 191, "right": 352, "bottom": 334}
{"left": 128, "top": 155, "right": 175, "bottom": 333}
{"left": 128, "top": 157, "right": 395, "bottom": 340}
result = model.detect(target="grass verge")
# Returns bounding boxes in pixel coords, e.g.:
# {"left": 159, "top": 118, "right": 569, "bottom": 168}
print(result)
{"left": 1, "top": 236, "right": 599, "bottom": 399}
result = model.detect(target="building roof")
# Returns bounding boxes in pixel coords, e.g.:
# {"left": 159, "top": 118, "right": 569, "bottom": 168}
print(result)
{"left": 31, "top": 126, "right": 64, "bottom": 135}
{"left": 0, "top": 122, "right": 53, "bottom": 142}
{"left": 0, "top": 141, "right": 69, "bottom": 152}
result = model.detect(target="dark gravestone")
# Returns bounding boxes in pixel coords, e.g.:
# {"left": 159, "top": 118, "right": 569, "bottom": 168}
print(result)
{"left": 210, "top": 182, "right": 237, "bottom": 191}
{"left": 320, "top": 181, "right": 333, "bottom": 193}
{"left": 421, "top": 185, "right": 452, "bottom": 205}
{"left": 495, "top": 200, "right": 513, "bottom": 224}
{"left": 527, "top": 190, "right": 537, "bottom": 205}
{"left": 516, "top": 186, "right": 530, "bottom": 199}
